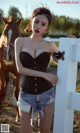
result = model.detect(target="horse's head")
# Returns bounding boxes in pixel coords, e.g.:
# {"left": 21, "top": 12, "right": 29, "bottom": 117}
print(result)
{"left": 0, "top": 16, "right": 22, "bottom": 47}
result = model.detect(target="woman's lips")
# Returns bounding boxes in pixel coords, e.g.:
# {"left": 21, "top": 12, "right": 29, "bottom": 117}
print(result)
{"left": 35, "top": 29, "right": 40, "bottom": 33}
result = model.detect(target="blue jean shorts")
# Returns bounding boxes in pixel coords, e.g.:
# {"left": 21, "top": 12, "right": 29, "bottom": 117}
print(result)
{"left": 17, "top": 87, "right": 55, "bottom": 117}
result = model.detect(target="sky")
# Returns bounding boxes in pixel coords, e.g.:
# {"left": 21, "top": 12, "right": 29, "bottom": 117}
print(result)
{"left": 0, "top": 0, "right": 80, "bottom": 19}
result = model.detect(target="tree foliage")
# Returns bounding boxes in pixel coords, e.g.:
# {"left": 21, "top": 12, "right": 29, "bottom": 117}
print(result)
{"left": 50, "top": 15, "right": 80, "bottom": 37}
{"left": 8, "top": 7, "right": 22, "bottom": 20}
{"left": 0, "top": 9, "right": 4, "bottom": 22}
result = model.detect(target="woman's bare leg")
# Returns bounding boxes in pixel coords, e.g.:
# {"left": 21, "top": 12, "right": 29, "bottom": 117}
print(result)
{"left": 40, "top": 103, "right": 54, "bottom": 133}
{"left": 19, "top": 108, "right": 33, "bottom": 133}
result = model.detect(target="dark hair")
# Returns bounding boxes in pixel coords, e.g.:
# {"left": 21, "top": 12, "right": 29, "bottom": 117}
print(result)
{"left": 24, "top": 7, "right": 52, "bottom": 33}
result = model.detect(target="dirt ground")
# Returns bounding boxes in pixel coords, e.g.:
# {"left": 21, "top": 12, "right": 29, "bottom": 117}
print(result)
{"left": 0, "top": 75, "right": 80, "bottom": 133}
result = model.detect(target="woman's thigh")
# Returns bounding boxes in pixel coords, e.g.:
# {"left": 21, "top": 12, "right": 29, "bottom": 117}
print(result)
{"left": 40, "top": 103, "right": 54, "bottom": 133}
{"left": 19, "top": 108, "right": 33, "bottom": 133}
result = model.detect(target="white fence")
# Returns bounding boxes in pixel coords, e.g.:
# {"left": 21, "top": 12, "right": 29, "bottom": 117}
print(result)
{"left": 46, "top": 37, "right": 80, "bottom": 133}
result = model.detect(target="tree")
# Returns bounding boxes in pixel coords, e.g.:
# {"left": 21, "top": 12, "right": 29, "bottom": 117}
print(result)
{"left": 8, "top": 6, "right": 22, "bottom": 20}
{"left": 0, "top": 9, "right": 4, "bottom": 34}
{"left": 0, "top": 9, "right": 4, "bottom": 22}
{"left": 0, "top": 9, "right": 3, "bottom": 15}
{"left": 19, "top": 18, "right": 29, "bottom": 33}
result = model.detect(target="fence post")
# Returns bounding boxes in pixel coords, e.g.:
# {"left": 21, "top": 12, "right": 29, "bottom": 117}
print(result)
{"left": 53, "top": 38, "right": 78, "bottom": 133}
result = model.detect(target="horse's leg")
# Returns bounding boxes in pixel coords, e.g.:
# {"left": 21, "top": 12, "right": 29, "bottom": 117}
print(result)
{"left": 0, "top": 71, "right": 9, "bottom": 115}
{"left": 13, "top": 74, "right": 20, "bottom": 122}
{"left": 0, "top": 71, "right": 6, "bottom": 114}
{"left": 0, "top": 82, "right": 3, "bottom": 115}
{"left": 0, "top": 97, "right": 2, "bottom": 115}
{"left": 0, "top": 83, "right": 5, "bottom": 115}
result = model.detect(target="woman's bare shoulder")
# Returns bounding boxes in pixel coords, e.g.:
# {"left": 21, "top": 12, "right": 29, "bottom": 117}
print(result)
{"left": 15, "top": 37, "right": 30, "bottom": 45}
{"left": 15, "top": 37, "right": 28, "bottom": 42}
{"left": 46, "top": 40, "right": 58, "bottom": 53}
{"left": 49, "top": 41, "right": 57, "bottom": 47}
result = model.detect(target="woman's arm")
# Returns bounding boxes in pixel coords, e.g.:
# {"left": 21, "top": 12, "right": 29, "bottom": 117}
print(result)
{"left": 50, "top": 42, "right": 58, "bottom": 53}
{"left": 14, "top": 38, "right": 58, "bottom": 84}
{"left": 50, "top": 42, "right": 65, "bottom": 61}
{"left": 50, "top": 42, "right": 58, "bottom": 62}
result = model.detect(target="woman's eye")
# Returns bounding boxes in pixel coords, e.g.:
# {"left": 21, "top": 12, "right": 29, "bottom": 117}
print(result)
{"left": 34, "top": 20, "right": 39, "bottom": 24}
{"left": 42, "top": 23, "right": 46, "bottom": 26}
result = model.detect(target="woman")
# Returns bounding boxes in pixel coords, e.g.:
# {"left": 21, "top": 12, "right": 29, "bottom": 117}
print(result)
{"left": 15, "top": 7, "right": 58, "bottom": 133}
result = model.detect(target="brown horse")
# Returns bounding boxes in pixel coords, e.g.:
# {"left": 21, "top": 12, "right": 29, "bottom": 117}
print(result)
{"left": 0, "top": 16, "right": 22, "bottom": 121}
{"left": 0, "top": 46, "right": 8, "bottom": 114}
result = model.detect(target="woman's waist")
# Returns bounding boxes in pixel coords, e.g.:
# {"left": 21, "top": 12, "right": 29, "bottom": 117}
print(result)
{"left": 21, "top": 75, "right": 53, "bottom": 94}
{"left": 22, "top": 76, "right": 51, "bottom": 84}
{"left": 20, "top": 86, "right": 54, "bottom": 95}
{"left": 21, "top": 83, "right": 53, "bottom": 94}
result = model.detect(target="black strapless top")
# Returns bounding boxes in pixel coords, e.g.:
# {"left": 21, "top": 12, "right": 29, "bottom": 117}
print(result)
{"left": 20, "top": 51, "right": 53, "bottom": 94}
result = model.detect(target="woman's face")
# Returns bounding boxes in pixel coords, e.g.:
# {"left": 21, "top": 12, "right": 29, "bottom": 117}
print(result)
{"left": 31, "top": 14, "right": 49, "bottom": 36}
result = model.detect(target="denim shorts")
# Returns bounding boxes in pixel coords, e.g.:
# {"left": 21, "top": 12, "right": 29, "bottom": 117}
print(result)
{"left": 17, "top": 87, "right": 55, "bottom": 117}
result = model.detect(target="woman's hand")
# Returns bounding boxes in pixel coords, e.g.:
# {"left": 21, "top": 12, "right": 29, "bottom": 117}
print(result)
{"left": 67, "top": 34, "right": 76, "bottom": 38}
{"left": 44, "top": 73, "right": 58, "bottom": 85}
